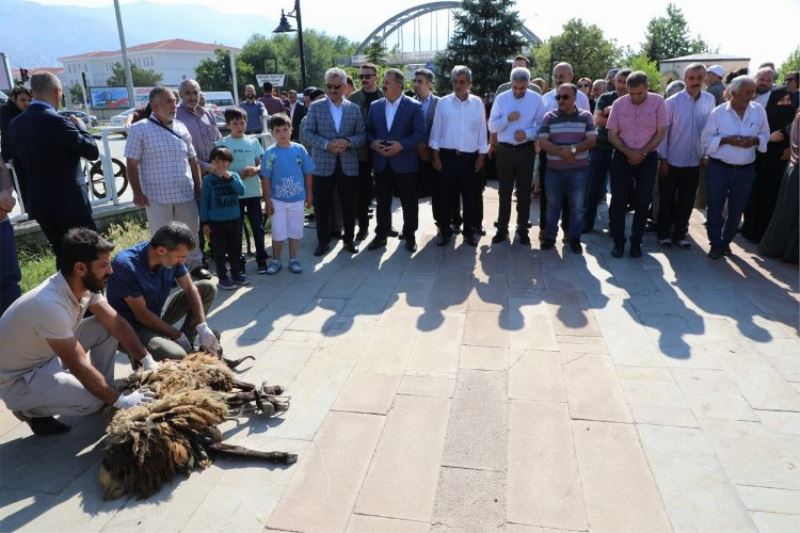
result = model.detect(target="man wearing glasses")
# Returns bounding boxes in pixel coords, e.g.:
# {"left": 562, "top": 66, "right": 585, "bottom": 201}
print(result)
{"left": 348, "top": 63, "right": 384, "bottom": 242}
{"left": 302, "top": 67, "right": 366, "bottom": 257}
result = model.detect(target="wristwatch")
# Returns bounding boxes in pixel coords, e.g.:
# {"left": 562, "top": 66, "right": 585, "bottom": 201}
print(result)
{"left": 570, "top": 145, "right": 577, "bottom": 155}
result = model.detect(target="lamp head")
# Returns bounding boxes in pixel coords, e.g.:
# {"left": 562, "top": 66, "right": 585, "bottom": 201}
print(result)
{"left": 273, "top": 11, "right": 296, "bottom": 33}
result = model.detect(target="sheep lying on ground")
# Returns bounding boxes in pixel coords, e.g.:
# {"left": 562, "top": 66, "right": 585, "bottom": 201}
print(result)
{"left": 99, "top": 352, "right": 296, "bottom": 500}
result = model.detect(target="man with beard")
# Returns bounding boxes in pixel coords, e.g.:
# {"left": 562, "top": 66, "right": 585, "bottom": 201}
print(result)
{"left": 240, "top": 84, "right": 268, "bottom": 134}
{"left": 0, "top": 85, "right": 31, "bottom": 205}
{"left": 287, "top": 89, "right": 306, "bottom": 141}
{"left": 753, "top": 67, "right": 775, "bottom": 108}
{"left": 0, "top": 228, "right": 158, "bottom": 436}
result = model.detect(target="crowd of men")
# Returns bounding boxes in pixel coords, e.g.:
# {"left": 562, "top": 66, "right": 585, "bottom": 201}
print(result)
{"left": 0, "top": 56, "right": 798, "bottom": 436}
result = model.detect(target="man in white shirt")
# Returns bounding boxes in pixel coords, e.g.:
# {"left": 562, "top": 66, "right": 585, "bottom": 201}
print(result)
{"left": 700, "top": 75, "right": 770, "bottom": 259}
{"left": 0, "top": 228, "right": 157, "bottom": 436}
{"left": 488, "top": 67, "right": 545, "bottom": 245}
{"left": 429, "top": 65, "right": 489, "bottom": 246}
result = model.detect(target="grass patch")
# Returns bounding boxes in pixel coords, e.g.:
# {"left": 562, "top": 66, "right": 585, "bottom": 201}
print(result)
{"left": 17, "top": 217, "right": 150, "bottom": 293}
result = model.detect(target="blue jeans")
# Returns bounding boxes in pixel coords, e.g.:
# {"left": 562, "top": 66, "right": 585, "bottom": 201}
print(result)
{"left": 0, "top": 219, "right": 21, "bottom": 317}
{"left": 705, "top": 158, "right": 756, "bottom": 247}
{"left": 544, "top": 166, "right": 589, "bottom": 242}
{"left": 584, "top": 148, "right": 612, "bottom": 232}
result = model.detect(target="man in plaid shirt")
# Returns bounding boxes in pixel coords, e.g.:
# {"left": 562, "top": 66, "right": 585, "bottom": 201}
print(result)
{"left": 125, "top": 86, "right": 210, "bottom": 278}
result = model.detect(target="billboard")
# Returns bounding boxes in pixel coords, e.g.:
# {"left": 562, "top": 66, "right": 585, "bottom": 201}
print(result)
{"left": 88, "top": 86, "right": 155, "bottom": 109}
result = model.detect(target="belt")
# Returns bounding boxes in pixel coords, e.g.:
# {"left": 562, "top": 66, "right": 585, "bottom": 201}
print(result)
{"left": 439, "top": 148, "right": 478, "bottom": 156}
{"left": 498, "top": 141, "right": 534, "bottom": 149}
{"left": 709, "top": 157, "right": 754, "bottom": 169}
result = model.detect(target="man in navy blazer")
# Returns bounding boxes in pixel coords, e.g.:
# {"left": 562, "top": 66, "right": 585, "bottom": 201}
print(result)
{"left": 365, "top": 69, "right": 425, "bottom": 252}
{"left": 9, "top": 72, "right": 99, "bottom": 257}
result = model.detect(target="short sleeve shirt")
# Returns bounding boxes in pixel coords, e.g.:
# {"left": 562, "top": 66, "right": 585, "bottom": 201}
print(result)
{"left": 607, "top": 93, "right": 669, "bottom": 151}
{"left": 594, "top": 91, "right": 620, "bottom": 149}
{"left": 538, "top": 108, "right": 596, "bottom": 169}
{"left": 0, "top": 273, "right": 104, "bottom": 385}
{"left": 240, "top": 100, "right": 267, "bottom": 132}
{"left": 216, "top": 135, "right": 265, "bottom": 198}
{"left": 260, "top": 143, "right": 315, "bottom": 203}
{"left": 106, "top": 241, "right": 189, "bottom": 329}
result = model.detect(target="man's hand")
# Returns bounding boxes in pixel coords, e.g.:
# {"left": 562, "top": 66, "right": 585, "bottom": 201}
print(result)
{"left": 0, "top": 190, "right": 16, "bottom": 213}
{"left": 627, "top": 150, "right": 646, "bottom": 166}
{"left": 140, "top": 353, "right": 158, "bottom": 371}
{"left": 174, "top": 332, "right": 193, "bottom": 353}
{"left": 196, "top": 322, "right": 220, "bottom": 354}
{"left": 133, "top": 191, "right": 149, "bottom": 207}
{"left": 203, "top": 224, "right": 211, "bottom": 238}
{"left": 305, "top": 194, "right": 313, "bottom": 209}
{"left": 475, "top": 154, "right": 486, "bottom": 172}
{"left": 513, "top": 130, "right": 527, "bottom": 143}
{"left": 371, "top": 140, "right": 386, "bottom": 153}
{"left": 68, "top": 114, "right": 87, "bottom": 131}
{"left": 242, "top": 166, "right": 258, "bottom": 177}
{"left": 382, "top": 141, "right": 403, "bottom": 157}
{"left": 769, "top": 131, "right": 785, "bottom": 143}
{"left": 432, "top": 152, "right": 442, "bottom": 172}
{"left": 113, "top": 389, "right": 156, "bottom": 409}
{"left": 507, "top": 111, "right": 521, "bottom": 123}
{"left": 659, "top": 159, "right": 669, "bottom": 178}
{"left": 264, "top": 198, "right": 274, "bottom": 215}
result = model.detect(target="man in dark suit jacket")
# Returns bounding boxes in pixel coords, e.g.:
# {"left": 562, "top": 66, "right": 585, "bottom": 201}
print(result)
{"left": 366, "top": 69, "right": 425, "bottom": 252}
{"left": 302, "top": 67, "right": 366, "bottom": 256}
{"left": 288, "top": 90, "right": 307, "bottom": 141}
{"left": 9, "top": 73, "right": 99, "bottom": 256}
{"left": 0, "top": 85, "right": 32, "bottom": 206}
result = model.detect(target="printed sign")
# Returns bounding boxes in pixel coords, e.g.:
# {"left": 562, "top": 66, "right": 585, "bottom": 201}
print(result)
{"left": 88, "top": 86, "right": 157, "bottom": 109}
{"left": 256, "top": 74, "right": 286, "bottom": 88}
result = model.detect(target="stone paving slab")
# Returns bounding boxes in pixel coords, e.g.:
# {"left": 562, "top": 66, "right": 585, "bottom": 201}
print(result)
{"left": 2, "top": 184, "right": 799, "bottom": 532}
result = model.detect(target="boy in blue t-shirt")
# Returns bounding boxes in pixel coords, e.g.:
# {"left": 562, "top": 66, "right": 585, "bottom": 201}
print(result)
{"left": 199, "top": 146, "right": 247, "bottom": 290}
{"left": 260, "top": 113, "right": 314, "bottom": 274}
{"left": 216, "top": 107, "right": 268, "bottom": 274}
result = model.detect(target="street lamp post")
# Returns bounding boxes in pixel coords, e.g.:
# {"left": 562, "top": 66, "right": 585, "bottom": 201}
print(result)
{"left": 112, "top": 0, "right": 135, "bottom": 109}
{"left": 273, "top": 0, "right": 307, "bottom": 90}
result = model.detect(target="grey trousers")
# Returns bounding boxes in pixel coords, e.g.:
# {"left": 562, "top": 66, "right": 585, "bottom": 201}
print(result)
{"left": 134, "top": 279, "right": 217, "bottom": 361}
{"left": 0, "top": 317, "right": 118, "bottom": 418}
{"left": 145, "top": 200, "right": 203, "bottom": 269}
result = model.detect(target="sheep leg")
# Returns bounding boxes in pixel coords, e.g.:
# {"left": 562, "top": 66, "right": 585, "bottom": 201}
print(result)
{"left": 232, "top": 379, "right": 256, "bottom": 391}
{"left": 222, "top": 355, "right": 255, "bottom": 370}
{"left": 224, "top": 390, "right": 276, "bottom": 417}
{"left": 206, "top": 442, "right": 298, "bottom": 465}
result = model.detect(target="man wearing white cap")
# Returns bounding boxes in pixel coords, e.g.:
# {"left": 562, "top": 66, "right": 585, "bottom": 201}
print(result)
{"left": 705, "top": 65, "right": 726, "bottom": 105}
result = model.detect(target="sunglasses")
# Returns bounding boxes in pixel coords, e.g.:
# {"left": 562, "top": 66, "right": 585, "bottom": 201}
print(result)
{"left": 578, "top": 83, "right": 590, "bottom": 88}
{"left": 358, "top": 74, "right": 375, "bottom": 80}
{"left": 326, "top": 84, "right": 342, "bottom": 90}
{"left": 555, "top": 94, "right": 572, "bottom": 101}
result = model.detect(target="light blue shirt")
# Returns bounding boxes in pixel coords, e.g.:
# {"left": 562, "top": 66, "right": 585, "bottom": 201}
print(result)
{"left": 328, "top": 99, "right": 344, "bottom": 132}
{"left": 488, "top": 89, "right": 546, "bottom": 144}
{"left": 658, "top": 90, "right": 716, "bottom": 167}
{"left": 417, "top": 94, "right": 432, "bottom": 117}
{"left": 384, "top": 96, "right": 402, "bottom": 131}
{"left": 701, "top": 101, "right": 770, "bottom": 165}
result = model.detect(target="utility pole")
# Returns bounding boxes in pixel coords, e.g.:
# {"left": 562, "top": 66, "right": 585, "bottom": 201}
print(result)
{"left": 113, "top": 0, "right": 136, "bottom": 108}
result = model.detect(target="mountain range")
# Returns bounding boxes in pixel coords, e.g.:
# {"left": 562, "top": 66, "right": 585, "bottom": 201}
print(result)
{"left": 1, "top": 0, "right": 278, "bottom": 68}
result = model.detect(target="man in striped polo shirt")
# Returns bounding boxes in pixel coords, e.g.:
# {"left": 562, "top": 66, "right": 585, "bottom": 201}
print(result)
{"left": 538, "top": 83, "right": 597, "bottom": 254}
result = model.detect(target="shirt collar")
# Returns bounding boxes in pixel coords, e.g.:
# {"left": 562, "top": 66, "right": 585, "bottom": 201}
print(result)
{"left": 329, "top": 98, "right": 344, "bottom": 109}
{"left": 54, "top": 271, "right": 85, "bottom": 308}
{"left": 386, "top": 96, "right": 402, "bottom": 108}
{"left": 31, "top": 98, "right": 54, "bottom": 110}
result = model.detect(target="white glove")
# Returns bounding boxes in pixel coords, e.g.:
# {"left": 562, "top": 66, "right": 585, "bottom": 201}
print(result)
{"left": 140, "top": 353, "right": 158, "bottom": 371}
{"left": 174, "top": 333, "right": 193, "bottom": 353}
{"left": 195, "top": 322, "right": 220, "bottom": 353}
{"left": 113, "top": 389, "right": 156, "bottom": 409}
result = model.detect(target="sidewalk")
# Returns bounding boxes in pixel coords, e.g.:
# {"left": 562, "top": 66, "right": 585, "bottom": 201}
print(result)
{"left": 1, "top": 184, "right": 798, "bottom": 532}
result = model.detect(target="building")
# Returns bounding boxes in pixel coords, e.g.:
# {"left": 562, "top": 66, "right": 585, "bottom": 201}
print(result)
{"left": 58, "top": 38, "right": 239, "bottom": 90}
{"left": 659, "top": 53, "right": 751, "bottom": 79}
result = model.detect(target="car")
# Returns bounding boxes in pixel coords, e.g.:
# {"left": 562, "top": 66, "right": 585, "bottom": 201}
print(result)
{"left": 58, "top": 109, "right": 97, "bottom": 127}
{"left": 214, "top": 112, "right": 230, "bottom": 135}
{"left": 110, "top": 108, "right": 136, "bottom": 128}
{"left": 0, "top": 91, "right": 7, "bottom": 104}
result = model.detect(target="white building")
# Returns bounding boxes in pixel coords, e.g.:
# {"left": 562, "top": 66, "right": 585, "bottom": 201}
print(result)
{"left": 58, "top": 38, "right": 239, "bottom": 89}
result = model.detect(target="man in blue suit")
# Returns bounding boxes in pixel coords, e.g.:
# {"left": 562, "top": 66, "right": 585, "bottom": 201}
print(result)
{"left": 9, "top": 72, "right": 99, "bottom": 257}
{"left": 365, "top": 69, "right": 426, "bottom": 252}
{"left": 302, "top": 67, "right": 366, "bottom": 256}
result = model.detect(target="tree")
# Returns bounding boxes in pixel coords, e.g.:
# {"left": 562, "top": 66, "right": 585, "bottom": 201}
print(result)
{"left": 642, "top": 3, "right": 710, "bottom": 65}
{"left": 194, "top": 48, "right": 254, "bottom": 95}
{"left": 531, "top": 18, "right": 621, "bottom": 83}
{"left": 628, "top": 54, "right": 662, "bottom": 93}
{"left": 106, "top": 62, "right": 162, "bottom": 87}
{"left": 435, "top": 0, "right": 528, "bottom": 95}
{"left": 68, "top": 84, "right": 85, "bottom": 107}
{"left": 364, "top": 39, "right": 388, "bottom": 66}
{"left": 778, "top": 46, "right": 800, "bottom": 81}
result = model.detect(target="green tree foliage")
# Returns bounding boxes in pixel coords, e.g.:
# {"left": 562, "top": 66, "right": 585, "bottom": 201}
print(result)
{"left": 68, "top": 84, "right": 85, "bottom": 106}
{"left": 364, "top": 39, "right": 388, "bottom": 66}
{"left": 642, "top": 3, "right": 710, "bottom": 64}
{"left": 628, "top": 54, "right": 662, "bottom": 93}
{"left": 106, "top": 62, "right": 163, "bottom": 87}
{"left": 194, "top": 49, "right": 254, "bottom": 94}
{"left": 778, "top": 46, "right": 800, "bottom": 81}
{"left": 435, "top": 0, "right": 528, "bottom": 95}
{"left": 531, "top": 18, "right": 621, "bottom": 82}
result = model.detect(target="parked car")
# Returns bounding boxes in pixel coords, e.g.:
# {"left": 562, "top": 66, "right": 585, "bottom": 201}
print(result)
{"left": 203, "top": 91, "right": 235, "bottom": 111}
{"left": 59, "top": 109, "right": 98, "bottom": 127}
{"left": 110, "top": 108, "right": 136, "bottom": 128}
{"left": 0, "top": 91, "right": 7, "bottom": 104}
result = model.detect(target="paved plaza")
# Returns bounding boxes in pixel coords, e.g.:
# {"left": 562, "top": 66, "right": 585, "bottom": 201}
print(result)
{"left": 1, "top": 184, "right": 799, "bottom": 532}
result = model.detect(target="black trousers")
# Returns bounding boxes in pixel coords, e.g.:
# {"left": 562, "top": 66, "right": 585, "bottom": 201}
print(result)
{"left": 440, "top": 149, "right": 478, "bottom": 237}
{"left": 375, "top": 168, "right": 418, "bottom": 239}
{"left": 609, "top": 151, "right": 657, "bottom": 246}
{"left": 210, "top": 219, "right": 241, "bottom": 280}
{"left": 496, "top": 143, "right": 535, "bottom": 233}
{"left": 538, "top": 151, "right": 570, "bottom": 234}
{"left": 585, "top": 148, "right": 613, "bottom": 232}
{"left": 37, "top": 212, "right": 97, "bottom": 258}
{"left": 422, "top": 160, "right": 446, "bottom": 233}
{"left": 313, "top": 161, "right": 356, "bottom": 246}
{"left": 356, "top": 160, "right": 373, "bottom": 231}
{"left": 656, "top": 164, "right": 699, "bottom": 241}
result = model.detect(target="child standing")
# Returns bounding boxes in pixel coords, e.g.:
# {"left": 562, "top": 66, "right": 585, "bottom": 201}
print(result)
{"left": 200, "top": 146, "right": 248, "bottom": 290}
{"left": 260, "top": 113, "right": 314, "bottom": 274}
{"left": 216, "top": 107, "right": 269, "bottom": 274}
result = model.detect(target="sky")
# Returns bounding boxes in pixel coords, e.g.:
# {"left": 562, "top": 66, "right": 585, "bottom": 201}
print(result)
{"left": 31, "top": 0, "right": 800, "bottom": 71}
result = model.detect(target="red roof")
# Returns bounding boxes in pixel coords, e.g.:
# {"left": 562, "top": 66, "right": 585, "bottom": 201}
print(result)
{"left": 12, "top": 67, "right": 65, "bottom": 75}
{"left": 58, "top": 38, "right": 240, "bottom": 62}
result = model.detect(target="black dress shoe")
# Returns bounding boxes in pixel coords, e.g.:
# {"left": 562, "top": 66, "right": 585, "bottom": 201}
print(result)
{"left": 722, "top": 243, "right": 733, "bottom": 257}
{"left": 313, "top": 243, "right": 331, "bottom": 257}
{"left": 191, "top": 266, "right": 213, "bottom": 280}
{"left": 405, "top": 238, "right": 417, "bottom": 252}
{"left": 478, "top": 227, "right": 487, "bottom": 236}
{"left": 630, "top": 243, "right": 643, "bottom": 258}
{"left": 516, "top": 231, "right": 531, "bottom": 245}
{"left": 367, "top": 237, "right": 387, "bottom": 250}
{"left": 569, "top": 240, "right": 583, "bottom": 254}
{"left": 356, "top": 227, "right": 369, "bottom": 241}
{"left": 436, "top": 233, "right": 451, "bottom": 247}
{"left": 540, "top": 239, "right": 555, "bottom": 250}
{"left": 344, "top": 241, "right": 359, "bottom": 253}
{"left": 450, "top": 223, "right": 462, "bottom": 235}
{"left": 464, "top": 233, "right": 479, "bottom": 246}
{"left": 491, "top": 231, "right": 508, "bottom": 244}
{"left": 611, "top": 244, "right": 624, "bottom": 258}
{"left": 708, "top": 246, "right": 723, "bottom": 260}
{"left": 388, "top": 229, "right": 400, "bottom": 237}
{"left": 330, "top": 229, "right": 344, "bottom": 241}
{"left": 13, "top": 412, "right": 71, "bottom": 436}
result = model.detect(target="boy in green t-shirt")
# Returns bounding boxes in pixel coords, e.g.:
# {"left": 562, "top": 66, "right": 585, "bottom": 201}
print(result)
{"left": 216, "top": 108, "right": 268, "bottom": 274}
